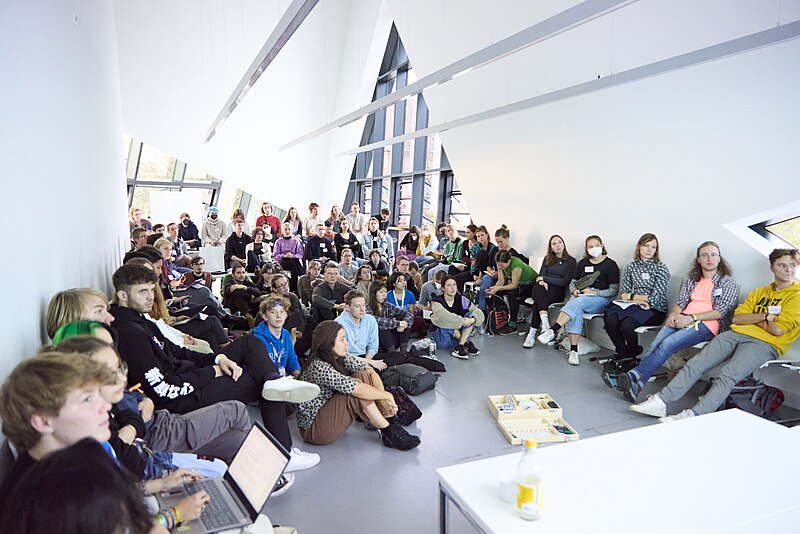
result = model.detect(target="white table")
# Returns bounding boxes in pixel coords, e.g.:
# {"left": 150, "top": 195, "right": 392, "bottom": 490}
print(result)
{"left": 437, "top": 410, "right": 800, "bottom": 533}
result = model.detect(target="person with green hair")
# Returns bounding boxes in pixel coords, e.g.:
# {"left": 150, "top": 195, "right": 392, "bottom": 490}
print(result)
{"left": 52, "top": 321, "right": 252, "bottom": 465}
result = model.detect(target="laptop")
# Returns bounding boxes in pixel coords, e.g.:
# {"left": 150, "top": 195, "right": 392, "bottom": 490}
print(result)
{"left": 155, "top": 422, "right": 290, "bottom": 533}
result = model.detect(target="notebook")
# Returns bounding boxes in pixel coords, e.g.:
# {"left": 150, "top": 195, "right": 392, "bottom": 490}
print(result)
{"left": 155, "top": 422, "right": 289, "bottom": 533}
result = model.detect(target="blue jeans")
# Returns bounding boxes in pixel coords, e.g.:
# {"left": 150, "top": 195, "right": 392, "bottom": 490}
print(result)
{"left": 477, "top": 274, "right": 495, "bottom": 310}
{"left": 633, "top": 323, "right": 714, "bottom": 382}
{"left": 560, "top": 295, "right": 611, "bottom": 335}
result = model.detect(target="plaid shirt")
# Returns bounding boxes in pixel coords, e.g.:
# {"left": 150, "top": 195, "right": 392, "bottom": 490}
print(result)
{"left": 620, "top": 259, "right": 671, "bottom": 313}
{"left": 674, "top": 273, "right": 738, "bottom": 332}
{"left": 367, "top": 302, "right": 413, "bottom": 330}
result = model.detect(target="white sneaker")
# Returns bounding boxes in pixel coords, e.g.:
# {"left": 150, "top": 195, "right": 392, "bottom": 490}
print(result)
{"left": 659, "top": 409, "right": 695, "bottom": 424}
{"left": 271, "top": 473, "right": 295, "bottom": 497}
{"left": 537, "top": 328, "right": 555, "bottom": 344}
{"left": 285, "top": 447, "right": 321, "bottom": 472}
{"left": 629, "top": 394, "right": 667, "bottom": 418}
{"left": 567, "top": 350, "right": 579, "bottom": 366}
{"left": 522, "top": 329, "right": 537, "bottom": 348}
{"left": 262, "top": 376, "right": 320, "bottom": 403}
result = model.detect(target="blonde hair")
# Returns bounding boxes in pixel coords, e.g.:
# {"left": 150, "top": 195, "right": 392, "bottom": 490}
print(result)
{"left": 46, "top": 289, "right": 108, "bottom": 339}
{"left": 0, "top": 353, "right": 113, "bottom": 450}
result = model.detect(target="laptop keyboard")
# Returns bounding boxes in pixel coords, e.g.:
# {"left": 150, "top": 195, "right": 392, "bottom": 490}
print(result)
{"left": 186, "top": 479, "right": 241, "bottom": 530}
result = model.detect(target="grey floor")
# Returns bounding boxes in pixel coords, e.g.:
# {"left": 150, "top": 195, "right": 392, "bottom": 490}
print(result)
{"left": 257, "top": 330, "right": 704, "bottom": 534}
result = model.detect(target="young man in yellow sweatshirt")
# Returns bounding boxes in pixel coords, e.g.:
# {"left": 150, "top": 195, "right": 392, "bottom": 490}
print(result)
{"left": 631, "top": 248, "right": 800, "bottom": 422}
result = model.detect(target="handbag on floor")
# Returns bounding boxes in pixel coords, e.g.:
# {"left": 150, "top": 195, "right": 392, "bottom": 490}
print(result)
{"left": 484, "top": 294, "right": 509, "bottom": 335}
{"left": 385, "top": 386, "right": 422, "bottom": 426}
{"left": 381, "top": 363, "right": 438, "bottom": 395}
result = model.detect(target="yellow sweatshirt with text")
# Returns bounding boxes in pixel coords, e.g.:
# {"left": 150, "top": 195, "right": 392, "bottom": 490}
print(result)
{"left": 731, "top": 282, "right": 800, "bottom": 355}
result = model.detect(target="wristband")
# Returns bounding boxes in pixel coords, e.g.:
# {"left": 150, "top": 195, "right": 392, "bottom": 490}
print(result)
{"left": 764, "top": 313, "right": 769, "bottom": 323}
{"left": 214, "top": 354, "right": 226, "bottom": 365}
{"left": 629, "top": 292, "right": 636, "bottom": 301}
{"left": 692, "top": 314, "right": 697, "bottom": 322}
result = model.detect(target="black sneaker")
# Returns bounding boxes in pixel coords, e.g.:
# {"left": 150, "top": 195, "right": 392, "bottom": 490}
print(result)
{"left": 271, "top": 473, "right": 295, "bottom": 497}
{"left": 497, "top": 324, "right": 518, "bottom": 336}
{"left": 380, "top": 422, "right": 421, "bottom": 450}
{"left": 464, "top": 340, "right": 480, "bottom": 355}
{"left": 451, "top": 345, "right": 469, "bottom": 360}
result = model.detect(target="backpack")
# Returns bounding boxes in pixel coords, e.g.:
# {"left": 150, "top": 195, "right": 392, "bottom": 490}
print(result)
{"left": 385, "top": 385, "right": 422, "bottom": 426}
{"left": 602, "top": 356, "right": 639, "bottom": 377}
{"left": 484, "top": 294, "right": 509, "bottom": 335}
{"left": 724, "top": 377, "right": 785, "bottom": 419}
{"left": 381, "top": 363, "right": 438, "bottom": 395}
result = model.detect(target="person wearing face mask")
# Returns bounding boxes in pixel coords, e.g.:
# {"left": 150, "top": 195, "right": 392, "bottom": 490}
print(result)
{"left": 419, "top": 269, "right": 446, "bottom": 309}
{"left": 415, "top": 224, "right": 440, "bottom": 267}
{"left": 602, "top": 233, "right": 671, "bottom": 361}
{"left": 522, "top": 235, "right": 577, "bottom": 348}
{"left": 178, "top": 212, "right": 201, "bottom": 248}
{"left": 201, "top": 206, "right": 228, "bottom": 246}
{"left": 538, "top": 235, "right": 620, "bottom": 366}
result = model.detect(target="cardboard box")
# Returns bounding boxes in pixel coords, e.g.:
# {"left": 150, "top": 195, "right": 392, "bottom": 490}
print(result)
{"left": 488, "top": 394, "right": 580, "bottom": 444}
{"left": 487, "top": 394, "right": 563, "bottom": 420}
{"left": 496, "top": 417, "right": 580, "bottom": 445}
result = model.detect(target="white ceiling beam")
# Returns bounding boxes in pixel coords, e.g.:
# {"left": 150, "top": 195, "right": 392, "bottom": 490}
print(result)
{"left": 204, "top": 0, "right": 320, "bottom": 143}
{"left": 280, "top": 0, "right": 638, "bottom": 151}
{"left": 336, "top": 20, "right": 800, "bottom": 157}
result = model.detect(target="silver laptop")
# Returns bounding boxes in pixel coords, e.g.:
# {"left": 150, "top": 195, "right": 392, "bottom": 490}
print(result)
{"left": 155, "top": 422, "right": 290, "bottom": 533}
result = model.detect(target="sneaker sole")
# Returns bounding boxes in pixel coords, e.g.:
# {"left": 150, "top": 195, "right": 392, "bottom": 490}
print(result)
{"left": 285, "top": 455, "right": 321, "bottom": 473}
{"left": 262, "top": 383, "right": 321, "bottom": 403}
{"left": 451, "top": 352, "right": 469, "bottom": 360}
{"left": 628, "top": 404, "right": 666, "bottom": 418}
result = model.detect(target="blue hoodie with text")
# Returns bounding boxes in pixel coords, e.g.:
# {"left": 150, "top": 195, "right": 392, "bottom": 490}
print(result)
{"left": 252, "top": 322, "right": 300, "bottom": 376}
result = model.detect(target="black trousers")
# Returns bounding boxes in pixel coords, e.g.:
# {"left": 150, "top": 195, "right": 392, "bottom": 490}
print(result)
{"left": 379, "top": 328, "right": 411, "bottom": 353}
{"left": 170, "top": 335, "right": 292, "bottom": 450}
{"left": 528, "top": 283, "right": 567, "bottom": 328}
{"left": 280, "top": 258, "right": 306, "bottom": 293}
{"left": 603, "top": 310, "right": 665, "bottom": 358}
{"left": 224, "top": 290, "right": 258, "bottom": 316}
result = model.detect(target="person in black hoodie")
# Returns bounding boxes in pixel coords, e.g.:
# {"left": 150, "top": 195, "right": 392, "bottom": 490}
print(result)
{"left": 304, "top": 223, "right": 334, "bottom": 264}
{"left": 110, "top": 263, "right": 322, "bottom": 476}
{"left": 178, "top": 211, "right": 201, "bottom": 248}
{"left": 224, "top": 219, "right": 252, "bottom": 269}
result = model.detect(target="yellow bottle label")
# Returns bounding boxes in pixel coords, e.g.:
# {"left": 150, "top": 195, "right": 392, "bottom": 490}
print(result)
{"left": 517, "top": 483, "right": 544, "bottom": 514}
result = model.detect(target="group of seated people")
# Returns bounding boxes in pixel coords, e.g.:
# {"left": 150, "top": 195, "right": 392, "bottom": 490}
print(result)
{"left": 1, "top": 205, "right": 796, "bottom": 532}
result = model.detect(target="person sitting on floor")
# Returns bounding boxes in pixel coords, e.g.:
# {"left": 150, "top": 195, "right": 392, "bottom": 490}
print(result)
{"left": 360, "top": 217, "right": 390, "bottom": 263}
{"left": 538, "top": 234, "right": 620, "bottom": 366}
{"left": 386, "top": 270, "right": 417, "bottom": 312}
{"left": 296, "top": 320, "right": 420, "bottom": 449}
{"left": 298, "top": 260, "right": 322, "bottom": 308}
{"left": 630, "top": 248, "right": 800, "bottom": 422}
{"left": 274, "top": 222, "right": 306, "bottom": 293}
{"left": 607, "top": 240, "right": 738, "bottom": 401}
{"left": 486, "top": 249, "right": 538, "bottom": 335}
{"left": 311, "top": 262, "right": 351, "bottom": 323}
{"left": 109, "top": 263, "right": 321, "bottom": 479}
{"left": 367, "top": 280, "right": 413, "bottom": 353}
{"left": 304, "top": 223, "right": 334, "bottom": 265}
{"left": 394, "top": 254, "right": 420, "bottom": 300}
{"left": 53, "top": 323, "right": 250, "bottom": 465}
{"left": 184, "top": 256, "right": 213, "bottom": 289}
{"left": 223, "top": 262, "right": 260, "bottom": 327}
{"left": 178, "top": 211, "right": 201, "bottom": 248}
{"left": 366, "top": 248, "right": 390, "bottom": 279}
{"left": 430, "top": 275, "right": 485, "bottom": 360}
{"left": 253, "top": 295, "right": 304, "bottom": 381}
{"left": 522, "top": 234, "right": 577, "bottom": 348}
{"left": 354, "top": 264, "right": 374, "bottom": 296}
{"left": 224, "top": 219, "right": 252, "bottom": 270}
{"left": 271, "top": 273, "right": 313, "bottom": 358}
{"left": 201, "top": 206, "right": 228, "bottom": 247}
{"left": 337, "top": 247, "right": 359, "bottom": 284}
{"left": 245, "top": 226, "right": 272, "bottom": 273}
{"left": 0, "top": 352, "right": 209, "bottom": 528}
{"left": 419, "top": 269, "right": 445, "bottom": 309}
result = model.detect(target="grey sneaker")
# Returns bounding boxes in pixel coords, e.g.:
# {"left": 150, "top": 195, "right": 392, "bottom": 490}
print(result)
{"left": 629, "top": 394, "right": 667, "bottom": 418}
{"left": 659, "top": 409, "right": 695, "bottom": 423}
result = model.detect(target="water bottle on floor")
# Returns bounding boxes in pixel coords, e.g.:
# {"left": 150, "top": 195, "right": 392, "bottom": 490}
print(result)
{"left": 516, "top": 438, "right": 543, "bottom": 520}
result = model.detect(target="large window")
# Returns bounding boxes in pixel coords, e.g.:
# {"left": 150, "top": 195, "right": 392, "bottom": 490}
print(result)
{"left": 764, "top": 216, "right": 800, "bottom": 249}
{"left": 344, "top": 25, "right": 470, "bottom": 232}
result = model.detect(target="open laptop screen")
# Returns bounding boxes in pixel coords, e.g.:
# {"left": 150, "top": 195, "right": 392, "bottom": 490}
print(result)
{"left": 227, "top": 423, "right": 289, "bottom": 514}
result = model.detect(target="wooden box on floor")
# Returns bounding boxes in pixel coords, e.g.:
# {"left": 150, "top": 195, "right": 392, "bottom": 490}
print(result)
{"left": 488, "top": 394, "right": 580, "bottom": 444}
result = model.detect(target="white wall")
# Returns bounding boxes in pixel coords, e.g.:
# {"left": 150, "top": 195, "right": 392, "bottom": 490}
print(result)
{"left": 387, "top": 0, "right": 800, "bottom": 294}
{"left": 0, "top": 1, "right": 129, "bottom": 378}
{"left": 113, "top": 0, "right": 391, "bottom": 214}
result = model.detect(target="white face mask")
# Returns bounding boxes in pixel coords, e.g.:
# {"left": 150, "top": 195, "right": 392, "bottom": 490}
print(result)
{"left": 588, "top": 246, "right": 603, "bottom": 258}
{"left": 434, "top": 282, "right": 441, "bottom": 289}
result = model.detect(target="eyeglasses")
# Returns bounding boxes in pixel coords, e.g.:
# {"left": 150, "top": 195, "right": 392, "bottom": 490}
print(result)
{"left": 699, "top": 253, "right": 719, "bottom": 259}
{"left": 273, "top": 282, "right": 289, "bottom": 289}
{"left": 195, "top": 262, "right": 205, "bottom": 266}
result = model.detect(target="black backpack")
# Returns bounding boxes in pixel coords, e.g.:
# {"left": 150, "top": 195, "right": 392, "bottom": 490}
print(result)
{"left": 381, "top": 363, "right": 438, "bottom": 395}
{"left": 484, "top": 294, "right": 509, "bottom": 335}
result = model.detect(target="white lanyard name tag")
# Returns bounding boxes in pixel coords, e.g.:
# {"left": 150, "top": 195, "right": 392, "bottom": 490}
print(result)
{"left": 712, "top": 288, "right": 722, "bottom": 297}
{"left": 585, "top": 266, "right": 594, "bottom": 273}
{"left": 641, "top": 273, "right": 650, "bottom": 281}
{"left": 768, "top": 305, "right": 782, "bottom": 314}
